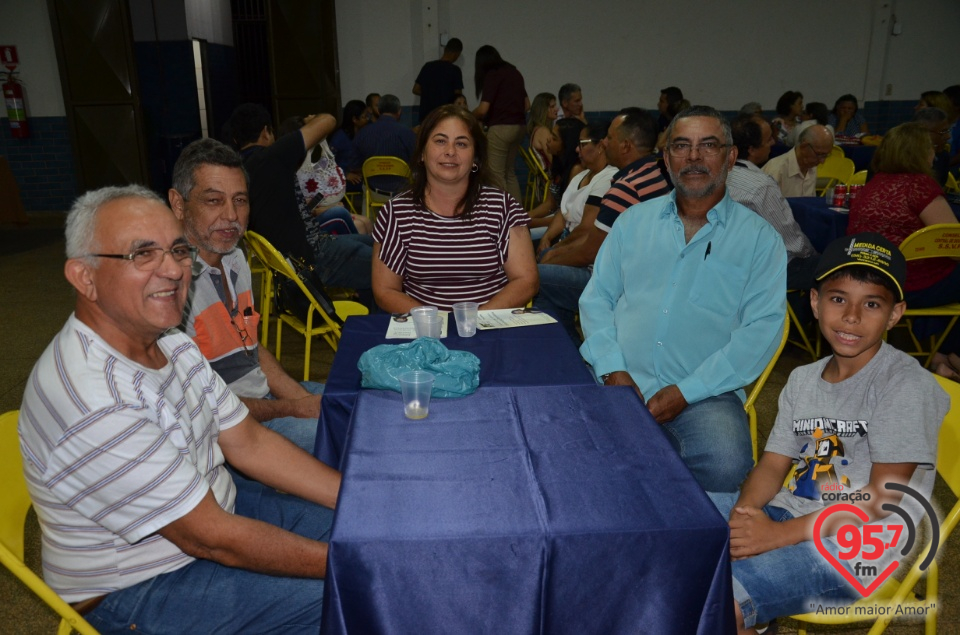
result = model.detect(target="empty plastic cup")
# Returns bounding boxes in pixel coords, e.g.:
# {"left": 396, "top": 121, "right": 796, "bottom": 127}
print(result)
{"left": 413, "top": 314, "right": 442, "bottom": 338}
{"left": 410, "top": 305, "right": 438, "bottom": 319}
{"left": 399, "top": 370, "right": 435, "bottom": 419}
{"left": 452, "top": 301, "right": 479, "bottom": 337}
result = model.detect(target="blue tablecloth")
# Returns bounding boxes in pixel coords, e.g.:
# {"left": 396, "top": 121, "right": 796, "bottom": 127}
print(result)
{"left": 320, "top": 385, "right": 736, "bottom": 634}
{"left": 788, "top": 196, "right": 848, "bottom": 253}
{"left": 314, "top": 314, "right": 597, "bottom": 467}
{"left": 790, "top": 196, "right": 960, "bottom": 254}
{"left": 839, "top": 144, "right": 876, "bottom": 172}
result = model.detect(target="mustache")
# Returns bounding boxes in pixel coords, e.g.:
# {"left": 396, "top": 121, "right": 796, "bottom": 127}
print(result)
{"left": 678, "top": 165, "right": 710, "bottom": 176}
{"left": 210, "top": 221, "right": 244, "bottom": 233}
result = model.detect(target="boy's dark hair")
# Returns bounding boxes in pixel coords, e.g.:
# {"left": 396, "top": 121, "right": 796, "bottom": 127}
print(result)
{"left": 815, "top": 265, "right": 900, "bottom": 301}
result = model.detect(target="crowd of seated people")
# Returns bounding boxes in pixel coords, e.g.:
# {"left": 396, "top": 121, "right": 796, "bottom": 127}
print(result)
{"left": 15, "top": 33, "right": 960, "bottom": 633}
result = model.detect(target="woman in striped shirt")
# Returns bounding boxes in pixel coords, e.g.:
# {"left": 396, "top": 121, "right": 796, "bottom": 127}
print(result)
{"left": 372, "top": 105, "right": 538, "bottom": 312}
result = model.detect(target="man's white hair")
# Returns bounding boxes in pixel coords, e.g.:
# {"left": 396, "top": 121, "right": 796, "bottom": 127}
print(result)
{"left": 65, "top": 185, "right": 164, "bottom": 261}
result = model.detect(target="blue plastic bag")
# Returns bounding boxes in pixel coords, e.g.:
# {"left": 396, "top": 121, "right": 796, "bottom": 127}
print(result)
{"left": 357, "top": 338, "right": 481, "bottom": 398}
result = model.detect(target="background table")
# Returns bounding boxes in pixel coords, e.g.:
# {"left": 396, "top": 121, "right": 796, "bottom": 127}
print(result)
{"left": 314, "top": 314, "right": 597, "bottom": 467}
{"left": 788, "top": 196, "right": 848, "bottom": 253}
{"left": 320, "top": 385, "right": 736, "bottom": 635}
{"left": 790, "top": 196, "right": 960, "bottom": 254}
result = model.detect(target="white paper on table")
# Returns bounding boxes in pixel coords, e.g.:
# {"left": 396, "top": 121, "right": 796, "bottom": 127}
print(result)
{"left": 385, "top": 312, "right": 450, "bottom": 339}
{"left": 476, "top": 308, "right": 558, "bottom": 330}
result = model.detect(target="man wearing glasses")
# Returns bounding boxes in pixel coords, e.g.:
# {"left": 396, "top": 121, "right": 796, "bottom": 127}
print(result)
{"left": 580, "top": 106, "right": 787, "bottom": 493}
{"left": 762, "top": 123, "right": 834, "bottom": 196}
{"left": 19, "top": 185, "right": 341, "bottom": 631}
{"left": 169, "top": 138, "right": 323, "bottom": 453}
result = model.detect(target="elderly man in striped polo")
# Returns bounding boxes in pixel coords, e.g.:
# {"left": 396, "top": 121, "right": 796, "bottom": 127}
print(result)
{"left": 19, "top": 185, "right": 341, "bottom": 632}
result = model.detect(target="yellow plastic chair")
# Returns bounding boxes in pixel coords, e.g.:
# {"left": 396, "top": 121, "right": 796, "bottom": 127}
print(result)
{"left": 0, "top": 411, "right": 100, "bottom": 635}
{"left": 361, "top": 156, "right": 411, "bottom": 220}
{"left": 896, "top": 224, "right": 960, "bottom": 367}
{"left": 342, "top": 191, "right": 361, "bottom": 215}
{"left": 744, "top": 316, "right": 789, "bottom": 462}
{"left": 848, "top": 170, "right": 868, "bottom": 186}
{"left": 244, "top": 232, "right": 368, "bottom": 381}
{"left": 828, "top": 145, "right": 845, "bottom": 159}
{"left": 786, "top": 289, "right": 821, "bottom": 361}
{"left": 816, "top": 156, "right": 855, "bottom": 195}
{"left": 244, "top": 238, "right": 273, "bottom": 347}
{"left": 791, "top": 374, "right": 960, "bottom": 634}
{"left": 946, "top": 172, "right": 959, "bottom": 195}
{"left": 519, "top": 146, "right": 550, "bottom": 211}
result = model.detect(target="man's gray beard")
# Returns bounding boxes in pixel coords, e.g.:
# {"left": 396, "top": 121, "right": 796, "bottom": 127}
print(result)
{"left": 669, "top": 163, "right": 729, "bottom": 199}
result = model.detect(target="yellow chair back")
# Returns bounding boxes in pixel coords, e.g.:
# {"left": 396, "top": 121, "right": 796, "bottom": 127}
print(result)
{"left": 244, "top": 232, "right": 367, "bottom": 380}
{"left": 848, "top": 170, "right": 867, "bottom": 186}
{"left": 946, "top": 172, "right": 959, "bottom": 195}
{"left": 900, "top": 223, "right": 960, "bottom": 260}
{"left": 816, "top": 156, "right": 856, "bottom": 194}
{"left": 0, "top": 411, "right": 100, "bottom": 634}
{"left": 361, "top": 156, "right": 412, "bottom": 219}
{"left": 745, "top": 315, "right": 789, "bottom": 462}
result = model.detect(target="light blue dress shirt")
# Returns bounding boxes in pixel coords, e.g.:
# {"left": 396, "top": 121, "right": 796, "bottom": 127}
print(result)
{"left": 579, "top": 190, "right": 787, "bottom": 404}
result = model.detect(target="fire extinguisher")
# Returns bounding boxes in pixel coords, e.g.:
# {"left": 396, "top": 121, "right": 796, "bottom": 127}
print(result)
{"left": 3, "top": 72, "right": 29, "bottom": 139}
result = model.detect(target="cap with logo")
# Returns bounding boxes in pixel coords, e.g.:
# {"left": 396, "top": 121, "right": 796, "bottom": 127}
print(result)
{"left": 814, "top": 232, "right": 906, "bottom": 301}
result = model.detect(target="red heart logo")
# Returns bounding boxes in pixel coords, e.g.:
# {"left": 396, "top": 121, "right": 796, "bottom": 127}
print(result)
{"left": 813, "top": 504, "right": 899, "bottom": 597}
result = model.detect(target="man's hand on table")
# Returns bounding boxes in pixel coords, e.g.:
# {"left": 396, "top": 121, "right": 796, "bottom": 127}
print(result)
{"left": 646, "top": 385, "right": 688, "bottom": 424}
{"left": 602, "top": 371, "right": 644, "bottom": 401}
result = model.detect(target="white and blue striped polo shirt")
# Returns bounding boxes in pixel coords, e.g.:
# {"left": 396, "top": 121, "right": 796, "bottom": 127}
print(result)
{"left": 19, "top": 314, "right": 248, "bottom": 602}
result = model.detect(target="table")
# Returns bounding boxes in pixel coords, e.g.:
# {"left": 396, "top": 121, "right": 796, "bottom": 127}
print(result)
{"left": 838, "top": 144, "right": 876, "bottom": 172}
{"left": 790, "top": 197, "right": 960, "bottom": 254}
{"left": 314, "top": 314, "right": 597, "bottom": 468}
{"left": 320, "top": 385, "right": 736, "bottom": 634}
{"left": 788, "top": 196, "right": 848, "bottom": 253}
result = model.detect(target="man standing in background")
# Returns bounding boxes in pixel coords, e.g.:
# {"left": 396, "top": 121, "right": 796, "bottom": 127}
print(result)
{"left": 413, "top": 38, "right": 464, "bottom": 124}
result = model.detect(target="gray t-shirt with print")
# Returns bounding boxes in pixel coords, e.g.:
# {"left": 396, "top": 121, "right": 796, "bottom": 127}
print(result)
{"left": 766, "top": 342, "right": 948, "bottom": 527}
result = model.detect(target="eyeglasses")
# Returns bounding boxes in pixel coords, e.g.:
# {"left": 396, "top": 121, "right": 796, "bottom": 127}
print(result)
{"left": 91, "top": 245, "right": 198, "bottom": 271}
{"left": 578, "top": 138, "right": 601, "bottom": 147}
{"left": 803, "top": 143, "right": 832, "bottom": 161}
{"left": 666, "top": 141, "right": 730, "bottom": 158}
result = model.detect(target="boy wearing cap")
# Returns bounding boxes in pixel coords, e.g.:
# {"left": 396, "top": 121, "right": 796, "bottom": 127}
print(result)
{"left": 708, "top": 233, "right": 949, "bottom": 633}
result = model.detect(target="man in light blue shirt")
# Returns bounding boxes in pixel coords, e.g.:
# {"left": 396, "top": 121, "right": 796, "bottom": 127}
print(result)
{"left": 579, "top": 105, "right": 787, "bottom": 492}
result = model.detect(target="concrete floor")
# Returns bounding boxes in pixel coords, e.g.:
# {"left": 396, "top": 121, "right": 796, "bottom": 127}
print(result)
{"left": 0, "top": 216, "right": 956, "bottom": 634}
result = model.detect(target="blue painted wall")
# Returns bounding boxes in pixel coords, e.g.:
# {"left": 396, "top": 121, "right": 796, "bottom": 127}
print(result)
{"left": 0, "top": 116, "right": 77, "bottom": 212}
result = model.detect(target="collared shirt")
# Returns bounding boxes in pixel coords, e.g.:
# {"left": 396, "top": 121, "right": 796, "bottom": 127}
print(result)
{"left": 762, "top": 147, "right": 817, "bottom": 197}
{"left": 579, "top": 190, "right": 787, "bottom": 404}
{"left": 594, "top": 155, "right": 672, "bottom": 232}
{"left": 20, "top": 317, "right": 247, "bottom": 601}
{"left": 182, "top": 249, "right": 269, "bottom": 398}
{"left": 727, "top": 160, "right": 816, "bottom": 261}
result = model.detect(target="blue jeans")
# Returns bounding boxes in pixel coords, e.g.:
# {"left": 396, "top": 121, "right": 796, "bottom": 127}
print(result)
{"left": 313, "top": 233, "right": 375, "bottom": 310}
{"left": 660, "top": 392, "right": 753, "bottom": 493}
{"left": 261, "top": 381, "right": 323, "bottom": 453}
{"left": 313, "top": 205, "right": 358, "bottom": 235}
{"left": 707, "top": 493, "right": 859, "bottom": 628}
{"left": 85, "top": 478, "right": 335, "bottom": 634}
{"left": 534, "top": 263, "right": 592, "bottom": 343}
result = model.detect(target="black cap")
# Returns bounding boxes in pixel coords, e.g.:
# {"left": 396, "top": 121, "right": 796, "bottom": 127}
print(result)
{"left": 814, "top": 232, "right": 906, "bottom": 301}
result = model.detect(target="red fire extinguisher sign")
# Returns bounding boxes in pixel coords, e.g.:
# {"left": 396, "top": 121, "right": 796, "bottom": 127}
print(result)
{"left": 0, "top": 46, "right": 18, "bottom": 72}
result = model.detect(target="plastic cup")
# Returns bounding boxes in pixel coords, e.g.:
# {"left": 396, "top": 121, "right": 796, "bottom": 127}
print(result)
{"left": 452, "top": 301, "right": 479, "bottom": 337}
{"left": 413, "top": 314, "right": 442, "bottom": 338}
{"left": 410, "top": 306, "right": 438, "bottom": 320}
{"left": 399, "top": 370, "right": 435, "bottom": 419}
